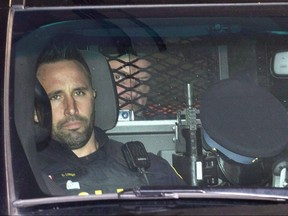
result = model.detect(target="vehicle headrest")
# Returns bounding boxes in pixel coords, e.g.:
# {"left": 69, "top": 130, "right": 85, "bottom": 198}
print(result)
{"left": 200, "top": 79, "right": 288, "bottom": 160}
{"left": 80, "top": 50, "right": 119, "bottom": 130}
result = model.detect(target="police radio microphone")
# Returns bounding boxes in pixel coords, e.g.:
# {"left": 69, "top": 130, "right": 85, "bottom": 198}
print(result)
{"left": 121, "top": 141, "right": 151, "bottom": 185}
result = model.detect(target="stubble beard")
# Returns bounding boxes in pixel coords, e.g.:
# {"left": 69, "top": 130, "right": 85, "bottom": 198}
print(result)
{"left": 52, "top": 113, "right": 94, "bottom": 150}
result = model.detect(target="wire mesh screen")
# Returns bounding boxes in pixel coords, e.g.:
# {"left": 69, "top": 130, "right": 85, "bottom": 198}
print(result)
{"left": 104, "top": 39, "right": 220, "bottom": 120}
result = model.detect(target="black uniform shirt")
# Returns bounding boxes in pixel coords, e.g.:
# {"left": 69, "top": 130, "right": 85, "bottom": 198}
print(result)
{"left": 38, "top": 127, "right": 186, "bottom": 195}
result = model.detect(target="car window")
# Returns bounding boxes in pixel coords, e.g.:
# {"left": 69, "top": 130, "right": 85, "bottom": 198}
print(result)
{"left": 8, "top": 4, "right": 288, "bottom": 207}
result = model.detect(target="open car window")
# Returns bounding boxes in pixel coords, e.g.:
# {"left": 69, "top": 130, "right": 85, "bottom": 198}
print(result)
{"left": 7, "top": 2, "right": 288, "bottom": 214}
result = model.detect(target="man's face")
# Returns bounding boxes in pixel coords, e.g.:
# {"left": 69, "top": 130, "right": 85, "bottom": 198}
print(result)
{"left": 109, "top": 54, "right": 151, "bottom": 114}
{"left": 37, "top": 60, "right": 95, "bottom": 149}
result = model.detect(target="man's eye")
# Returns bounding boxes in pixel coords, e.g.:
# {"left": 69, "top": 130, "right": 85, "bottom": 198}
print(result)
{"left": 113, "top": 73, "right": 123, "bottom": 81}
{"left": 50, "top": 95, "right": 61, "bottom": 101}
{"left": 74, "top": 90, "right": 85, "bottom": 96}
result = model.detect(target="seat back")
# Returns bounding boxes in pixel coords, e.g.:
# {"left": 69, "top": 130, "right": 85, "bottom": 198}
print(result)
{"left": 80, "top": 50, "right": 118, "bottom": 130}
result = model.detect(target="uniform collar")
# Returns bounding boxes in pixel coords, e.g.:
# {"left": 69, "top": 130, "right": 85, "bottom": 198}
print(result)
{"left": 48, "top": 127, "right": 109, "bottom": 160}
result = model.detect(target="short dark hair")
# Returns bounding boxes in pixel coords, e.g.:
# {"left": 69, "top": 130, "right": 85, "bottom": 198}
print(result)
{"left": 36, "top": 41, "right": 91, "bottom": 80}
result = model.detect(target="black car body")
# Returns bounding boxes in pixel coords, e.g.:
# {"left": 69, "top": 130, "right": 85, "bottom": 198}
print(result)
{"left": 3, "top": 0, "right": 288, "bottom": 215}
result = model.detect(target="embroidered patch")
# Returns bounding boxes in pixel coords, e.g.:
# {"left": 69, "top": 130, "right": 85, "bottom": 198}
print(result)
{"left": 62, "top": 172, "right": 76, "bottom": 178}
{"left": 66, "top": 180, "right": 80, "bottom": 190}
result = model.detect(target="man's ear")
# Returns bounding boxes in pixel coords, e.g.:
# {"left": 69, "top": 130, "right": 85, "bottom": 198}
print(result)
{"left": 34, "top": 109, "right": 39, "bottom": 124}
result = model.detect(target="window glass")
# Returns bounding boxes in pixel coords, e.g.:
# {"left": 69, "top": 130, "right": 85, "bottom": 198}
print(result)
{"left": 11, "top": 7, "right": 288, "bottom": 200}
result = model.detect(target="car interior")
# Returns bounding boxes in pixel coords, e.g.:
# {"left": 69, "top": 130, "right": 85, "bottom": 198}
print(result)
{"left": 6, "top": 4, "right": 288, "bottom": 213}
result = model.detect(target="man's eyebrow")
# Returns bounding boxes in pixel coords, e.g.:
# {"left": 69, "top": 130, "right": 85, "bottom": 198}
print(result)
{"left": 47, "top": 90, "right": 63, "bottom": 98}
{"left": 74, "top": 87, "right": 90, "bottom": 91}
{"left": 47, "top": 87, "right": 90, "bottom": 97}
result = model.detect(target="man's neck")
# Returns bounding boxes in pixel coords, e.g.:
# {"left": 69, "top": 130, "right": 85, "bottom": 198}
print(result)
{"left": 72, "top": 131, "right": 99, "bottom": 158}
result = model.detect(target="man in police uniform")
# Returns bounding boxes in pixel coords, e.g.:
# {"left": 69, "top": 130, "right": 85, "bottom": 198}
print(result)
{"left": 36, "top": 44, "right": 185, "bottom": 195}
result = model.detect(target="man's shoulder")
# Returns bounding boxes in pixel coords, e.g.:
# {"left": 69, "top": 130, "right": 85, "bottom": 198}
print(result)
{"left": 104, "top": 139, "right": 127, "bottom": 166}
{"left": 146, "top": 152, "right": 185, "bottom": 185}
{"left": 148, "top": 152, "right": 171, "bottom": 168}
{"left": 105, "top": 140, "right": 170, "bottom": 170}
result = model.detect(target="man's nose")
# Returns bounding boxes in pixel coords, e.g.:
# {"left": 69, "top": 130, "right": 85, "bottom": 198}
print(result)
{"left": 64, "top": 96, "right": 79, "bottom": 116}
